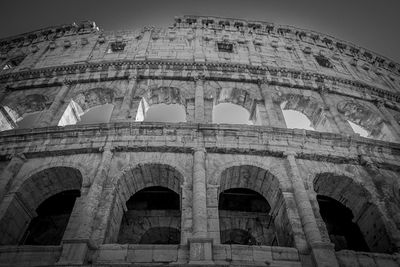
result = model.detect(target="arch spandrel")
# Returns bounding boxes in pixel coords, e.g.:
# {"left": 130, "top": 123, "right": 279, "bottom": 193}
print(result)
{"left": 135, "top": 80, "right": 194, "bottom": 103}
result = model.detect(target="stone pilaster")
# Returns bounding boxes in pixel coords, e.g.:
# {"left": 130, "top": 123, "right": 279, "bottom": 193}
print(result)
{"left": 135, "top": 27, "right": 152, "bottom": 61}
{"left": 194, "top": 74, "right": 206, "bottom": 123}
{"left": 38, "top": 80, "right": 74, "bottom": 127}
{"left": 285, "top": 151, "right": 339, "bottom": 267}
{"left": 259, "top": 80, "right": 287, "bottom": 128}
{"left": 189, "top": 147, "right": 213, "bottom": 264}
{"left": 319, "top": 87, "right": 354, "bottom": 135}
{"left": 247, "top": 37, "right": 262, "bottom": 66}
{"left": 0, "top": 153, "right": 26, "bottom": 203}
{"left": 194, "top": 28, "right": 205, "bottom": 63}
{"left": 57, "top": 145, "right": 113, "bottom": 265}
{"left": 117, "top": 75, "right": 138, "bottom": 121}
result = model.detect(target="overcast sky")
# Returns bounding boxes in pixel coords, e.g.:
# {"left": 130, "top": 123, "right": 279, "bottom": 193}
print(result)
{"left": 0, "top": 0, "right": 400, "bottom": 62}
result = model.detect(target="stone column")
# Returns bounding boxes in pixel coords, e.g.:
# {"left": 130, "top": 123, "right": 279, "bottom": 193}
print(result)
{"left": 259, "top": 80, "right": 287, "bottom": 128}
{"left": 319, "top": 87, "right": 354, "bottom": 135}
{"left": 285, "top": 151, "right": 339, "bottom": 267}
{"left": 38, "top": 80, "right": 73, "bottom": 127}
{"left": 117, "top": 75, "right": 138, "bottom": 121}
{"left": 57, "top": 145, "right": 113, "bottom": 265}
{"left": 374, "top": 100, "right": 400, "bottom": 141}
{"left": 0, "top": 153, "right": 26, "bottom": 203}
{"left": 194, "top": 74, "right": 205, "bottom": 123}
{"left": 188, "top": 147, "right": 213, "bottom": 264}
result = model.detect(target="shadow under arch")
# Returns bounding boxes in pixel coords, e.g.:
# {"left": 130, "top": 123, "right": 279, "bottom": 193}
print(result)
{"left": 104, "top": 163, "right": 184, "bottom": 244}
{"left": 313, "top": 172, "right": 394, "bottom": 253}
{"left": 139, "top": 227, "right": 180, "bottom": 244}
{"left": 0, "top": 166, "right": 83, "bottom": 245}
{"left": 218, "top": 165, "right": 295, "bottom": 247}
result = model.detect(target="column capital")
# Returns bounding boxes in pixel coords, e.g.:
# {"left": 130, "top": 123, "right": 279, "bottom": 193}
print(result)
{"left": 63, "top": 78, "right": 77, "bottom": 87}
{"left": 99, "top": 144, "right": 114, "bottom": 154}
{"left": 283, "top": 151, "right": 297, "bottom": 158}
{"left": 194, "top": 72, "right": 206, "bottom": 82}
{"left": 318, "top": 85, "right": 331, "bottom": 95}
{"left": 6, "top": 152, "right": 26, "bottom": 161}
{"left": 257, "top": 78, "right": 268, "bottom": 85}
{"left": 193, "top": 147, "right": 207, "bottom": 154}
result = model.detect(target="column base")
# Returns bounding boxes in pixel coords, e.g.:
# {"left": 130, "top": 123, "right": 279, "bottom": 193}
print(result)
{"left": 310, "top": 241, "right": 339, "bottom": 267}
{"left": 56, "top": 239, "right": 94, "bottom": 266}
{"left": 188, "top": 237, "right": 214, "bottom": 265}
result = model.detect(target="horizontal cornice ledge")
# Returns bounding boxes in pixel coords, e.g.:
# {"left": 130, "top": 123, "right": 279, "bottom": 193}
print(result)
{"left": 1, "top": 60, "right": 399, "bottom": 103}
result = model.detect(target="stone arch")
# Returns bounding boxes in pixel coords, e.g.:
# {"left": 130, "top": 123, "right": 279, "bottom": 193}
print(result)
{"left": 0, "top": 166, "right": 83, "bottom": 245}
{"left": 218, "top": 164, "right": 294, "bottom": 247}
{"left": 313, "top": 172, "right": 394, "bottom": 253}
{"left": 278, "top": 93, "right": 332, "bottom": 132}
{"left": 135, "top": 86, "right": 187, "bottom": 122}
{"left": 215, "top": 87, "right": 255, "bottom": 113}
{"left": 72, "top": 87, "right": 114, "bottom": 112}
{"left": 337, "top": 100, "right": 396, "bottom": 141}
{"left": 105, "top": 163, "right": 184, "bottom": 244}
{"left": 0, "top": 94, "right": 49, "bottom": 130}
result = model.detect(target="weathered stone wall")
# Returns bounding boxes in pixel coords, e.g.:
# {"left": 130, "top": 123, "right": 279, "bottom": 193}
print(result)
{"left": 0, "top": 15, "right": 400, "bottom": 267}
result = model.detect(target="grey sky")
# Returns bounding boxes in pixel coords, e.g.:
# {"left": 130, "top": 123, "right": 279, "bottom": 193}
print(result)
{"left": 0, "top": 0, "right": 400, "bottom": 62}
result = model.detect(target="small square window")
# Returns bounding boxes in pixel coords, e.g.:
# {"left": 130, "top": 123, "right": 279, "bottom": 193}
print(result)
{"left": 107, "top": 41, "right": 126, "bottom": 53}
{"left": 314, "top": 55, "right": 333, "bottom": 68}
{"left": 217, "top": 42, "right": 233, "bottom": 53}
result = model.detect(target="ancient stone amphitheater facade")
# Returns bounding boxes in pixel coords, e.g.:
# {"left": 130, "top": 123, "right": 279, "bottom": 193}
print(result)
{"left": 0, "top": 15, "right": 399, "bottom": 267}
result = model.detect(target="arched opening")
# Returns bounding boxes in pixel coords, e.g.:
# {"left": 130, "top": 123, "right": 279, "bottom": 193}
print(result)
{"left": 282, "top": 109, "right": 315, "bottom": 130}
{"left": 58, "top": 88, "right": 115, "bottom": 126}
{"left": 135, "top": 86, "right": 187, "bottom": 123}
{"left": 218, "top": 165, "right": 294, "bottom": 247}
{"left": 117, "top": 186, "right": 181, "bottom": 244}
{"left": 313, "top": 173, "right": 394, "bottom": 253}
{"left": 317, "top": 195, "right": 369, "bottom": 251}
{"left": 278, "top": 95, "right": 334, "bottom": 132}
{"left": 213, "top": 103, "right": 253, "bottom": 125}
{"left": 136, "top": 98, "right": 186, "bottom": 123}
{"left": 212, "top": 87, "right": 256, "bottom": 125}
{"left": 0, "top": 167, "right": 83, "bottom": 245}
{"left": 0, "top": 94, "right": 49, "bottom": 131}
{"left": 219, "top": 188, "right": 274, "bottom": 245}
{"left": 20, "top": 190, "right": 81, "bottom": 245}
{"left": 337, "top": 100, "right": 397, "bottom": 142}
{"left": 280, "top": 100, "right": 317, "bottom": 131}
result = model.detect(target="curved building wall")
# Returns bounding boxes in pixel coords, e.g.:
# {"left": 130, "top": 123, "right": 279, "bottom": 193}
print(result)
{"left": 0, "top": 16, "right": 399, "bottom": 267}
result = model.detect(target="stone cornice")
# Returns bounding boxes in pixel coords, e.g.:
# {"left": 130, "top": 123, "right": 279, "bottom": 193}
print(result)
{"left": 176, "top": 15, "right": 400, "bottom": 74}
{"left": 1, "top": 60, "right": 399, "bottom": 104}
{"left": 0, "top": 122, "right": 399, "bottom": 172}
